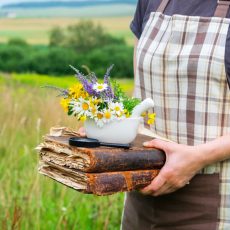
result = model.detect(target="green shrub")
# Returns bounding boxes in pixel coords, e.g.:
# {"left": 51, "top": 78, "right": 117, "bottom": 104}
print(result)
{"left": 49, "top": 27, "right": 66, "bottom": 47}
{"left": 49, "top": 20, "right": 126, "bottom": 53}
{"left": 8, "top": 38, "right": 29, "bottom": 47}
{"left": 0, "top": 40, "right": 133, "bottom": 77}
{"left": 85, "top": 44, "right": 133, "bottom": 78}
{"left": 0, "top": 44, "right": 29, "bottom": 72}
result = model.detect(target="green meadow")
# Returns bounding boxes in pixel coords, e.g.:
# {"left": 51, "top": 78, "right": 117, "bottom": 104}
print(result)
{"left": 0, "top": 3, "right": 136, "bottom": 226}
{"left": 0, "top": 73, "right": 134, "bottom": 230}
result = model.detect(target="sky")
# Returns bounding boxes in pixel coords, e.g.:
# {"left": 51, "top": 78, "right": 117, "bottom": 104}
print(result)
{"left": 0, "top": 0, "right": 116, "bottom": 6}
{"left": 0, "top": 0, "right": 41, "bottom": 6}
{"left": 0, "top": 0, "right": 42, "bottom": 4}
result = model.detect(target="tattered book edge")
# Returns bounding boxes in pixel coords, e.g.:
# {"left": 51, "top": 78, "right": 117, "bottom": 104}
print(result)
{"left": 38, "top": 163, "right": 88, "bottom": 191}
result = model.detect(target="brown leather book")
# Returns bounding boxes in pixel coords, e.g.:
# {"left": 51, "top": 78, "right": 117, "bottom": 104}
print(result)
{"left": 38, "top": 161, "right": 160, "bottom": 196}
{"left": 37, "top": 134, "right": 166, "bottom": 173}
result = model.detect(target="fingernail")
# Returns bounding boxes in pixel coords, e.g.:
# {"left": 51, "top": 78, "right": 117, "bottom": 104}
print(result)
{"left": 141, "top": 188, "right": 147, "bottom": 192}
{"left": 80, "top": 132, "right": 86, "bottom": 137}
{"left": 143, "top": 142, "right": 150, "bottom": 147}
{"left": 140, "top": 189, "right": 151, "bottom": 196}
{"left": 152, "top": 193, "right": 159, "bottom": 197}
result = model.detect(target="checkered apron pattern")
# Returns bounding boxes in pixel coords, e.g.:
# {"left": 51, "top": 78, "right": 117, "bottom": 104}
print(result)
{"left": 134, "top": 2, "right": 230, "bottom": 229}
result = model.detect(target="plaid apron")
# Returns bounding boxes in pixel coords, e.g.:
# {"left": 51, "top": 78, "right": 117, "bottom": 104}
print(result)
{"left": 122, "top": 0, "right": 230, "bottom": 229}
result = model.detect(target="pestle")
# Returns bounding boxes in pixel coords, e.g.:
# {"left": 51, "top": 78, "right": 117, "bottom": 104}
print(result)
{"left": 131, "top": 98, "right": 155, "bottom": 118}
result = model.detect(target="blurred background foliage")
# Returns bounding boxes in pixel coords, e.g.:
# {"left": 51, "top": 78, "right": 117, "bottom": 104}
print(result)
{"left": 0, "top": 20, "right": 133, "bottom": 77}
{"left": 0, "top": 1, "right": 136, "bottom": 229}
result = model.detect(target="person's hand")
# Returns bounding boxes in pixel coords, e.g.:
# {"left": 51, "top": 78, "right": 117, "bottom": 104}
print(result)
{"left": 141, "top": 139, "right": 206, "bottom": 196}
{"left": 78, "top": 127, "right": 87, "bottom": 137}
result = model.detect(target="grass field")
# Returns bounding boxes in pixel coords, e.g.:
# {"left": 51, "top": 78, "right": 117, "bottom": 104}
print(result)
{"left": 0, "top": 73, "right": 134, "bottom": 230}
{"left": 0, "top": 16, "right": 134, "bottom": 45}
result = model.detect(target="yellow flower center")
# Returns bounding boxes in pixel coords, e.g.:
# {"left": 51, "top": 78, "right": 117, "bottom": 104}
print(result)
{"left": 115, "top": 106, "right": 120, "bottom": 112}
{"left": 97, "top": 85, "right": 104, "bottom": 90}
{"left": 97, "top": 113, "right": 103, "bottom": 119}
{"left": 82, "top": 103, "right": 89, "bottom": 111}
{"left": 104, "top": 111, "right": 111, "bottom": 120}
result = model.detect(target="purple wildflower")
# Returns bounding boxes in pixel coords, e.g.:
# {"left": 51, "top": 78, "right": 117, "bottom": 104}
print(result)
{"left": 69, "top": 65, "right": 115, "bottom": 100}
{"left": 104, "top": 64, "right": 114, "bottom": 84}
{"left": 103, "top": 64, "right": 114, "bottom": 99}
{"left": 89, "top": 72, "right": 98, "bottom": 84}
{"left": 83, "top": 80, "right": 96, "bottom": 95}
{"left": 70, "top": 65, "right": 99, "bottom": 97}
{"left": 42, "top": 85, "right": 69, "bottom": 98}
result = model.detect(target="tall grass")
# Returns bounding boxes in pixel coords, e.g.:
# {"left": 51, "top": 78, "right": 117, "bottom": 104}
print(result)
{"left": 0, "top": 74, "right": 134, "bottom": 230}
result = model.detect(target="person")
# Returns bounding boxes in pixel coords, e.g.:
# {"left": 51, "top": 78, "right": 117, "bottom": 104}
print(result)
{"left": 120, "top": 0, "right": 230, "bottom": 229}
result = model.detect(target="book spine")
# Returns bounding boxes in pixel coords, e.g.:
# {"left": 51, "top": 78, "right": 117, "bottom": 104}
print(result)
{"left": 86, "top": 150, "right": 165, "bottom": 173}
{"left": 86, "top": 170, "right": 159, "bottom": 196}
{"left": 40, "top": 149, "right": 165, "bottom": 173}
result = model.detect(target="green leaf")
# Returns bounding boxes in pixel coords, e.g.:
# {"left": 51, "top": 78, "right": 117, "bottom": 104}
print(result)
{"left": 123, "top": 98, "right": 141, "bottom": 114}
{"left": 68, "top": 109, "right": 73, "bottom": 116}
{"left": 112, "top": 80, "right": 127, "bottom": 100}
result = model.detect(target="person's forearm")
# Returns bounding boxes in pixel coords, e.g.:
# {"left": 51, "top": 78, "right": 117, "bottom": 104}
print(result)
{"left": 198, "top": 135, "right": 230, "bottom": 167}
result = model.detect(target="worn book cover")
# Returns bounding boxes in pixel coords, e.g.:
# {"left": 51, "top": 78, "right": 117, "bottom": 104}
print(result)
{"left": 39, "top": 161, "right": 160, "bottom": 196}
{"left": 37, "top": 134, "right": 166, "bottom": 173}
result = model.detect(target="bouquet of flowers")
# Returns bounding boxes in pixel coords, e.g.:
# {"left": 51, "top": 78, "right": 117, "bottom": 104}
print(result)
{"left": 46, "top": 65, "right": 155, "bottom": 128}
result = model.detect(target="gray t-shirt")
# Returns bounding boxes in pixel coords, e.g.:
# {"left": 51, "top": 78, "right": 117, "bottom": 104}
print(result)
{"left": 131, "top": 0, "right": 230, "bottom": 85}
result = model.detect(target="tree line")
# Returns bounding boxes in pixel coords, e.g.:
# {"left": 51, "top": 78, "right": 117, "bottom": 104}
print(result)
{"left": 0, "top": 21, "right": 133, "bottom": 78}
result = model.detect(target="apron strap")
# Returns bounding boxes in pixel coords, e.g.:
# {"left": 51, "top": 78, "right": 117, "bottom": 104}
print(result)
{"left": 214, "top": 0, "right": 230, "bottom": 17}
{"left": 156, "top": 0, "right": 170, "bottom": 13}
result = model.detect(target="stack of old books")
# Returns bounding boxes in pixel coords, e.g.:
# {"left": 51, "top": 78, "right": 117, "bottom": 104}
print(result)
{"left": 36, "top": 127, "right": 166, "bottom": 196}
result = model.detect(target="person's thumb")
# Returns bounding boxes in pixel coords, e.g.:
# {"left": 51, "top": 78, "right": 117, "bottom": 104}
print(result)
{"left": 78, "top": 127, "right": 86, "bottom": 137}
{"left": 143, "top": 138, "right": 170, "bottom": 151}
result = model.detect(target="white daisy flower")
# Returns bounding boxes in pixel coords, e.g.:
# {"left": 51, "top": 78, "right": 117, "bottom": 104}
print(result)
{"left": 102, "top": 109, "right": 115, "bottom": 123}
{"left": 70, "top": 98, "right": 91, "bottom": 117}
{"left": 89, "top": 106, "right": 98, "bottom": 118}
{"left": 94, "top": 112, "right": 105, "bottom": 127}
{"left": 93, "top": 83, "right": 108, "bottom": 92}
{"left": 70, "top": 99, "right": 81, "bottom": 115}
{"left": 89, "top": 100, "right": 99, "bottom": 113}
{"left": 109, "top": 102, "right": 124, "bottom": 117}
{"left": 78, "top": 97, "right": 90, "bottom": 111}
